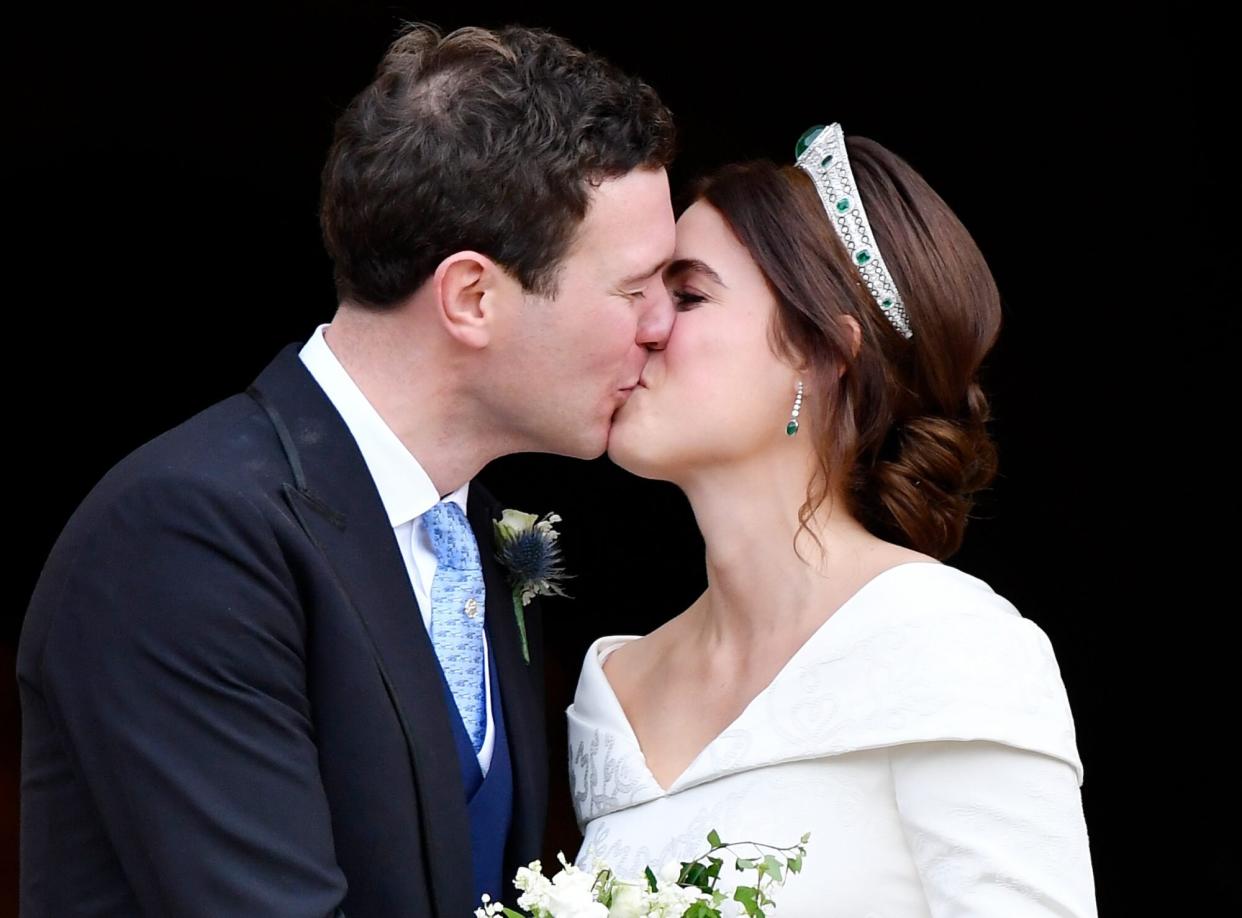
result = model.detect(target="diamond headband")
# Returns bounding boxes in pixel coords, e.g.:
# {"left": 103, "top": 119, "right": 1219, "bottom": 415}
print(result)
{"left": 794, "top": 123, "right": 913, "bottom": 339}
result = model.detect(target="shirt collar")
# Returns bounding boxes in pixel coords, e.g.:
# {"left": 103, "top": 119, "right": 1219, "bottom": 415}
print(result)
{"left": 298, "top": 322, "right": 468, "bottom": 527}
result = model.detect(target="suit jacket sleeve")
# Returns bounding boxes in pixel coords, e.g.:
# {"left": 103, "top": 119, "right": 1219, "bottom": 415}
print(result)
{"left": 36, "top": 471, "right": 348, "bottom": 917}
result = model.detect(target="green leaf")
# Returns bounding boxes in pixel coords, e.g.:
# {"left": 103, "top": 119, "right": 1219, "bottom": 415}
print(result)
{"left": 706, "top": 856, "right": 723, "bottom": 881}
{"left": 707, "top": 829, "right": 723, "bottom": 849}
{"left": 502, "top": 909, "right": 526, "bottom": 918}
{"left": 680, "top": 862, "right": 710, "bottom": 890}
{"left": 681, "top": 903, "right": 719, "bottom": 918}
{"left": 786, "top": 852, "right": 803, "bottom": 874}
{"left": 735, "top": 857, "right": 758, "bottom": 871}
{"left": 762, "top": 855, "right": 783, "bottom": 884}
{"left": 800, "top": 832, "right": 811, "bottom": 845}
{"left": 734, "top": 886, "right": 760, "bottom": 917}
{"left": 645, "top": 866, "right": 659, "bottom": 893}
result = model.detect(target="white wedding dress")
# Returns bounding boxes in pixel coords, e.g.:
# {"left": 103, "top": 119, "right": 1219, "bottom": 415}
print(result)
{"left": 568, "top": 562, "right": 1097, "bottom": 916}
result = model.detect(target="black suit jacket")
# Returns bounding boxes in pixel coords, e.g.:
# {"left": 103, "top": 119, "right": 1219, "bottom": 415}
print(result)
{"left": 17, "top": 343, "right": 548, "bottom": 917}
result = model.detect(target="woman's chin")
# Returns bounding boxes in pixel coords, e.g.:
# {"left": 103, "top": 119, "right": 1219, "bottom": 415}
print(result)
{"left": 606, "top": 415, "right": 672, "bottom": 481}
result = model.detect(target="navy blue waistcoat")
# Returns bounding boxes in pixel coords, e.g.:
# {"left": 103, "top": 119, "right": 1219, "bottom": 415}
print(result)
{"left": 439, "top": 647, "right": 514, "bottom": 907}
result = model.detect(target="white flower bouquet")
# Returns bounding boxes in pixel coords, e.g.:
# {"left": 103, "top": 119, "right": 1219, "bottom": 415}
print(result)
{"left": 478, "top": 829, "right": 809, "bottom": 918}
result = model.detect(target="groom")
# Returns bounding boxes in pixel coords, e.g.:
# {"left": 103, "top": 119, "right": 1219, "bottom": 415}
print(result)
{"left": 17, "top": 24, "right": 676, "bottom": 918}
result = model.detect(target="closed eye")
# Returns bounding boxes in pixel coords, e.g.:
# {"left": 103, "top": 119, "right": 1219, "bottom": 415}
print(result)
{"left": 672, "top": 290, "right": 706, "bottom": 310}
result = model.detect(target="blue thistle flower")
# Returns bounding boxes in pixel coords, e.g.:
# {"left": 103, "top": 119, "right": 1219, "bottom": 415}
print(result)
{"left": 493, "top": 509, "right": 572, "bottom": 663}
{"left": 496, "top": 529, "right": 569, "bottom": 596}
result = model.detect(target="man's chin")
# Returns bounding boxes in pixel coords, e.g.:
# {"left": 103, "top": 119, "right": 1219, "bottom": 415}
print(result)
{"left": 547, "top": 406, "right": 626, "bottom": 461}
{"left": 559, "top": 418, "right": 610, "bottom": 461}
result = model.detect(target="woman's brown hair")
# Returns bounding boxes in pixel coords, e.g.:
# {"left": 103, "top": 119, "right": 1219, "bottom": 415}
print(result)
{"left": 687, "top": 138, "right": 1002, "bottom": 559}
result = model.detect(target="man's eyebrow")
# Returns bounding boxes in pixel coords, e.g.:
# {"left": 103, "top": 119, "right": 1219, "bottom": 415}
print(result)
{"left": 618, "top": 258, "right": 674, "bottom": 288}
{"left": 664, "top": 258, "right": 726, "bottom": 287}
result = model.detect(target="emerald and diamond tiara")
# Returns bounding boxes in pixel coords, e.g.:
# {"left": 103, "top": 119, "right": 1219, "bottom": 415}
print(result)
{"left": 794, "top": 123, "right": 914, "bottom": 340}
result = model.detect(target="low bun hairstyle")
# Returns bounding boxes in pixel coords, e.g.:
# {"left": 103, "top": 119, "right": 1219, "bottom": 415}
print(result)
{"left": 686, "top": 136, "right": 1002, "bottom": 559}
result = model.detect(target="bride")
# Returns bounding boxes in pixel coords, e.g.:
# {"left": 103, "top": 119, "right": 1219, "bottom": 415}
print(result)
{"left": 567, "top": 123, "right": 1097, "bottom": 916}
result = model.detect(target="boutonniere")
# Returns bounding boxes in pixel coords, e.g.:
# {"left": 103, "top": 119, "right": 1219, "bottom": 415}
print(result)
{"left": 492, "top": 509, "right": 571, "bottom": 664}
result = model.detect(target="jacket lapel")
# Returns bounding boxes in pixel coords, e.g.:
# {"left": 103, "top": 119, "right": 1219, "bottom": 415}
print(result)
{"left": 247, "top": 344, "right": 473, "bottom": 918}
{"left": 469, "top": 488, "right": 548, "bottom": 869}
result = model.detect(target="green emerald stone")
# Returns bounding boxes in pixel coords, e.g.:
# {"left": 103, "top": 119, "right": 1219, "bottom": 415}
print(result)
{"left": 795, "top": 125, "right": 826, "bottom": 159}
{"left": 836, "top": 197, "right": 851, "bottom": 213}
{"left": 821, "top": 153, "right": 834, "bottom": 167}
{"left": 856, "top": 250, "right": 872, "bottom": 265}
{"left": 786, "top": 419, "right": 800, "bottom": 436}
{"left": 882, "top": 298, "right": 893, "bottom": 309}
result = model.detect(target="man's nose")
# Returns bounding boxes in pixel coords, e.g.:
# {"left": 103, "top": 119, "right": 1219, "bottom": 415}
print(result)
{"left": 637, "top": 285, "right": 675, "bottom": 350}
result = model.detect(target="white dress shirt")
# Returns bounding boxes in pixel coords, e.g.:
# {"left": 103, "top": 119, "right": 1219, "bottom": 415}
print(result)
{"left": 300, "top": 323, "right": 495, "bottom": 773}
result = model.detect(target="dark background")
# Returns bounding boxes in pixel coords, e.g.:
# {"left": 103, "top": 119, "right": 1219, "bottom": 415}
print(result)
{"left": 5, "top": 4, "right": 1224, "bottom": 914}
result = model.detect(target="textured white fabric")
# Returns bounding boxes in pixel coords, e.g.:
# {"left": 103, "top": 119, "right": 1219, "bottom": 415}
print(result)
{"left": 568, "top": 562, "right": 1097, "bottom": 916}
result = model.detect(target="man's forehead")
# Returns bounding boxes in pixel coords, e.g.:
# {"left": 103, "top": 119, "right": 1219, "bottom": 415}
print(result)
{"left": 582, "top": 169, "right": 671, "bottom": 228}
{"left": 572, "top": 170, "right": 675, "bottom": 276}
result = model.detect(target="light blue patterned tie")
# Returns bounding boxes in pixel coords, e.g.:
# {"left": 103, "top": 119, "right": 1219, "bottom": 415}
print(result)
{"left": 422, "top": 500, "right": 487, "bottom": 753}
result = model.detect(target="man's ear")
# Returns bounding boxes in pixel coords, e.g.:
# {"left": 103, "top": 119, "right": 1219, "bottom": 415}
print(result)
{"left": 432, "top": 251, "right": 512, "bottom": 349}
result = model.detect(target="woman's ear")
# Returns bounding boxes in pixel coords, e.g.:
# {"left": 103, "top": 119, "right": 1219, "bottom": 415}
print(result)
{"left": 840, "top": 314, "right": 862, "bottom": 363}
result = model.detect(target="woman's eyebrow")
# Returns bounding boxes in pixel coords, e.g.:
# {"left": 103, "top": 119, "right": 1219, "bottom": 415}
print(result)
{"left": 664, "top": 258, "right": 727, "bottom": 287}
